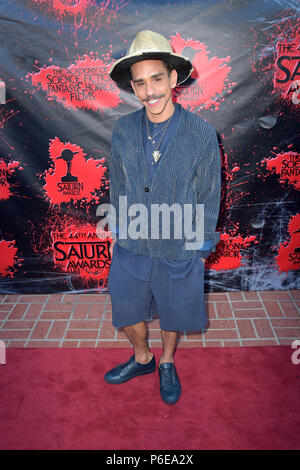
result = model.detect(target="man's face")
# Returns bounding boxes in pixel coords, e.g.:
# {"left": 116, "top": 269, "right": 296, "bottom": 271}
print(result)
{"left": 130, "top": 59, "right": 178, "bottom": 123}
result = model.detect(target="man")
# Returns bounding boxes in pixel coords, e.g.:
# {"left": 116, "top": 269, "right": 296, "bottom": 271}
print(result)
{"left": 104, "top": 30, "right": 221, "bottom": 404}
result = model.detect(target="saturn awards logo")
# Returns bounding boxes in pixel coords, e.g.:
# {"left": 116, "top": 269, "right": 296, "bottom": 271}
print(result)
{"left": 41, "top": 137, "right": 107, "bottom": 207}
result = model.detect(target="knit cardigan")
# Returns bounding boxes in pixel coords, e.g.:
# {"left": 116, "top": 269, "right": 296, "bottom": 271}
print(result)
{"left": 108, "top": 103, "right": 221, "bottom": 260}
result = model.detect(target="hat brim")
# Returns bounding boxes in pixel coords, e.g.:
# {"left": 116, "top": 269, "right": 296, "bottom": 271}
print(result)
{"left": 109, "top": 52, "right": 193, "bottom": 90}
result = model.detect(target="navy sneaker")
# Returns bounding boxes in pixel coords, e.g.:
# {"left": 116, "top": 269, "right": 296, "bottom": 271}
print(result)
{"left": 158, "top": 362, "right": 181, "bottom": 404}
{"left": 104, "top": 354, "right": 156, "bottom": 384}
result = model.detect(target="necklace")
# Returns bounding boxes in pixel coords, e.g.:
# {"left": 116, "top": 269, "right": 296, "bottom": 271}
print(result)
{"left": 145, "top": 113, "right": 174, "bottom": 163}
{"left": 147, "top": 119, "right": 172, "bottom": 142}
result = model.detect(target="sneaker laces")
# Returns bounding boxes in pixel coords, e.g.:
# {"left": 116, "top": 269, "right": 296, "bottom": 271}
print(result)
{"left": 160, "top": 365, "right": 176, "bottom": 388}
{"left": 118, "top": 356, "right": 133, "bottom": 371}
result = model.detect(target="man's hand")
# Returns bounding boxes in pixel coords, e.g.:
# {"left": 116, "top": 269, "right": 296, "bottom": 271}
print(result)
{"left": 109, "top": 238, "right": 117, "bottom": 259}
{"left": 201, "top": 258, "right": 206, "bottom": 264}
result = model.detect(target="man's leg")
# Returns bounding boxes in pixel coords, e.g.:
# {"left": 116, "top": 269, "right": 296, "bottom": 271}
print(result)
{"left": 105, "top": 243, "right": 156, "bottom": 384}
{"left": 158, "top": 328, "right": 181, "bottom": 404}
{"left": 123, "top": 321, "right": 153, "bottom": 364}
{"left": 160, "top": 329, "right": 177, "bottom": 364}
{"left": 104, "top": 320, "right": 155, "bottom": 384}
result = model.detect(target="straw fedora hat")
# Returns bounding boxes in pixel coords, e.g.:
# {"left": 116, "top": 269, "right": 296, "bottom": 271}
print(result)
{"left": 109, "top": 30, "right": 193, "bottom": 89}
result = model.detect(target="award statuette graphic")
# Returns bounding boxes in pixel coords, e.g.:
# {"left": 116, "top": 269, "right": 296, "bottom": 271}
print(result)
{"left": 56, "top": 149, "right": 79, "bottom": 183}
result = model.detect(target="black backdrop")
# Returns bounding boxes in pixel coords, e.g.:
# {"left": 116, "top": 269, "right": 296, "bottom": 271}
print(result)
{"left": 0, "top": 0, "right": 299, "bottom": 294}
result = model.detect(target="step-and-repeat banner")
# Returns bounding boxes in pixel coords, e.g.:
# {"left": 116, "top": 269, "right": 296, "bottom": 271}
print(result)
{"left": 0, "top": 0, "right": 299, "bottom": 294}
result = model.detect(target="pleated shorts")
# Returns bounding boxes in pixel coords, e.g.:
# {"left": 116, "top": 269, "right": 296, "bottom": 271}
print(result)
{"left": 107, "top": 247, "right": 207, "bottom": 332}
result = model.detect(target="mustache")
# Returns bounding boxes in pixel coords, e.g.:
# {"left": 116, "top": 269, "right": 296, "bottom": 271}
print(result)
{"left": 143, "top": 95, "right": 164, "bottom": 102}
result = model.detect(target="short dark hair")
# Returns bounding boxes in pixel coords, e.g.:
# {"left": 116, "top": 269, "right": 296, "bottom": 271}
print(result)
{"left": 129, "top": 59, "right": 174, "bottom": 80}
{"left": 162, "top": 61, "right": 174, "bottom": 76}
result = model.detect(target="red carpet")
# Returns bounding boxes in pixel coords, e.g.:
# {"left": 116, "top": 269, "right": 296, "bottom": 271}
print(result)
{"left": 0, "top": 346, "right": 299, "bottom": 450}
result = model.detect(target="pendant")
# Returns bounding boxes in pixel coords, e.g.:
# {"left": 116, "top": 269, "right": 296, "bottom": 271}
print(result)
{"left": 152, "top": 150, "right": 161, "bottom": 163}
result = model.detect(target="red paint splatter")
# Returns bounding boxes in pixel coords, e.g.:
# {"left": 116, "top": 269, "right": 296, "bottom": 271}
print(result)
{"left": 0, "top": 240, "right": 20, "bottom": 278}
{"left": 276, "top": 213, "right": 300, "bottom": 272}
{"left": 27, "top": 55, "right": 121, "bottom": 112}
{"left": 0, "top": 159, "right": 23, "bottom": 200}
{"left": 40, "top": 137, "right": 107, "bottom": 207}
{"left": 205, "top": 233, "right": 257, "bottom": 271}
{"left": 0, "top": 106, "right": 20, "bottom": 151}
{"left": 32, "top": 0, "right": 89, "bottom": 14}
{"left": 217, "top": 141, "right": 249, "bottom": 233}
{"left": 30, "top": 0, "right": 132, "bottom": 34}
{"left": 170, "top": 33, "right": 235, "bottom": 111}
{"left": 0, "top": 107, "right": 20, "bottom": 130}
{"left": 263, "top": 151, "right": 300, "bottom": 191}
{"left": 232, "top": 166, "right": 240, "bottom": 173}
{"left": 53, "top": 0, "right": 89, "bottom": 16}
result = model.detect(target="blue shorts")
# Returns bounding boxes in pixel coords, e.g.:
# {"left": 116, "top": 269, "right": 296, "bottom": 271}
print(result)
{"left": 107, "top": 245, "right": 206, "bottom": 332}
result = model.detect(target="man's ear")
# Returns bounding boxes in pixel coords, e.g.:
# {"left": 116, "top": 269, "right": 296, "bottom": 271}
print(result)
{"left": 170, "top": 68, "right": 178, "bottom": 89}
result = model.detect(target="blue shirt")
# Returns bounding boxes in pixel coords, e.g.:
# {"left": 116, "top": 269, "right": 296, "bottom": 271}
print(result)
{"left": 143, "top": 102, "right": 181, "bottom": 179}
{"left": 113, "top": 104, "right": 213, "bottom": 281}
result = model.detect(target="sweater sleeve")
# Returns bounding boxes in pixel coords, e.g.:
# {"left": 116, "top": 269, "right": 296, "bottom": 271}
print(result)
{"left": 195, "top": 128, "right": 221, "bottom": 253}
{"left": 197, "top": 239, "right": 214, "bottom": 259}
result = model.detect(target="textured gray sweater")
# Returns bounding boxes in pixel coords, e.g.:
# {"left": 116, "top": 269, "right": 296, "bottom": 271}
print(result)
{"left": 109, "top": 103, "right": 221, "bottom": 260}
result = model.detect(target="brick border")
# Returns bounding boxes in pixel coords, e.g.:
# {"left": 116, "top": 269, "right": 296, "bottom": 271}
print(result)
{"left": 0, "top": 290, "right": 299, "bottom": 348}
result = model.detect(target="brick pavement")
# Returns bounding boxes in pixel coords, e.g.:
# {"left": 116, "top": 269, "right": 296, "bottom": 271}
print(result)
{"left": 0, "top": 290, "right": 299, "bottom": 348}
